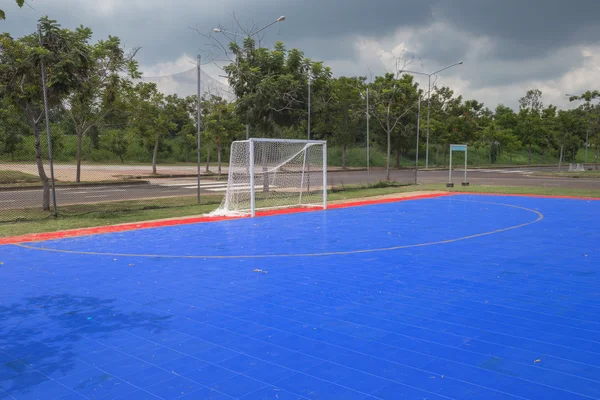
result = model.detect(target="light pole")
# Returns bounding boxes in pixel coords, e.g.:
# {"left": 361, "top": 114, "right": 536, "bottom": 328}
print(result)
{"left": 566, "top": 93, "right": 589, "bottom": 164}
{"left": 404, "top": 61, "right": 463, "bottom": 169}
{"left": 307, "top": 74, "right": 311, "bottom": 140}
{"left": 213, "top": 16, "right": 286, "bottom": 139}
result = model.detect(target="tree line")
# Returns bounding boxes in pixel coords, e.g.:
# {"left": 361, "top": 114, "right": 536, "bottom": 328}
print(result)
{"left": 1, "top": 17, "right": 599, "bottom": 210}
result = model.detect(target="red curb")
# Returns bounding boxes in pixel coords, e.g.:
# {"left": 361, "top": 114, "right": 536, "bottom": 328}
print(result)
{"left": 0, "top": 193, "right": 450, "bottom": 245}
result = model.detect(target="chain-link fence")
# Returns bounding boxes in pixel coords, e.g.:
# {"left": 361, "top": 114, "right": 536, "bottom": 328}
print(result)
{"left": 0, "top": 59, "right": 241, "bottom": 223}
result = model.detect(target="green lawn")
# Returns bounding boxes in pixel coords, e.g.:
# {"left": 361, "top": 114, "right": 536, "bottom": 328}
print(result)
{"left": 0, "top": 170, "right": 40, "bottom": 184}
{"left": 1, "top": 183, "right": 599, "bottom": 238}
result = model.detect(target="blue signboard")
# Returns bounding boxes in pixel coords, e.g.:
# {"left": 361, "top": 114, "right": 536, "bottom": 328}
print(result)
{"left": 450, "top": 144, "right": 467, "bottom": 152}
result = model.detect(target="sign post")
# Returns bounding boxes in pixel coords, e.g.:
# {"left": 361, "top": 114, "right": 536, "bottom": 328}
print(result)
{"left": 448, "top": 144, "right": 469, "bottom": 188}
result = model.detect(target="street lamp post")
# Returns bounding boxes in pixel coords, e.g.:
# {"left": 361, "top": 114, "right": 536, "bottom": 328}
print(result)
{"left": 404, "top": 61, "right": 463, "bottom": 169}
{"left": 213, "top": 16, "right": 286, "bottom": 139}
{"left": 307, "top": 75, "right": 311, "bottom": 140}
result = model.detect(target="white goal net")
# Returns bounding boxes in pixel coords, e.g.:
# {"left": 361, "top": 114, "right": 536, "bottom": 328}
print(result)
{"left": 210, "top": 139, "right": 327, "bottom": 217}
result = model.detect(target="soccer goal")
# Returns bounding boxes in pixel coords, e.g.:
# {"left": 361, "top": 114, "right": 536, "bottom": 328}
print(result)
{"left": 210, "top": 138, "right": 327, "bottom": 217}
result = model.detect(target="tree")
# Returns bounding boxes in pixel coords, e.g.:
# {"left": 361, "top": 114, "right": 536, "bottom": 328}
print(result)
{"left": 62, "top": 36, "right": 140, "bottom": 182}
{"left": 540, "top": 105, "right": 558, "bottom": 163}
{"left": 368, "top": 73, "right": 418, "bottom": 180}
{"left": 427, "top": 87, "right": 458, "bottom": 166}
{"left": 203, "top": 95, "right": 244, "bottom": 176}
{"left": 0, "top": 17, "right": 93, "bottom": 210}
{"left": 104, "top": 128, "right": 129, "bottom": 163}
{"left": 0, "top": 0, "right": 24, "bottom": 20}
{"left": 321, "top": 76, "right": 366, "bottom": 168}
{"left": 493, "top": 105, "right": 518, "bottom": 163}
{"left": 0, "top": 99, "right": 27, "bottom": 160}
{"left": 126, "top": 82, "right": 176, "bottom": 174}
{"left": 569, "top": 90, "right": 600, "bottom": 170}
{"left": 517, "top": 89, "right": 544, "bottom": 164}
{"left": 553, "top": 109, "right": 585, "bottom": 170}
{"left": 224, "top": 40, "right": 331, "bottom": 137}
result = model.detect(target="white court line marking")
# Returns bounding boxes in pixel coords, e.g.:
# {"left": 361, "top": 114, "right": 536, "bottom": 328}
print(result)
{"left": 0, "top": 200, "right": 15, "bottom": 203}
{"left": 207, "top": 185, "right": 276, "bottom": 192}
{"left": 84, "top": 195, "right": 109, "bottom": 198}
{"left": 67, "top": 189, "right": 127, "bottom": 194}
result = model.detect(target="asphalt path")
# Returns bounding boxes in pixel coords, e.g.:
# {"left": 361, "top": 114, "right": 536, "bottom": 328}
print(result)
{"left": 1, "top": 167, "right": 599, "bottom": 210}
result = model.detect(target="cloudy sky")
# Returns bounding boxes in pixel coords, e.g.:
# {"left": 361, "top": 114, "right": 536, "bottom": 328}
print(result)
{"left": 2, "top": 0, "right": 599, "bottom": 110}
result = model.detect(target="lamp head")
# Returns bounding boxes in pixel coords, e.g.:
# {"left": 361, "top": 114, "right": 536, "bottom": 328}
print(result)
{"left": 213, "top": 28, "right": 222, "bottom": 33}
{"left": 277, "top": 16, "right": 286, "bottom": 22}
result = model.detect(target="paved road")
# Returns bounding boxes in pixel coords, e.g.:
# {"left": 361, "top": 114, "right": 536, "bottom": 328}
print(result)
{"left": 1, "top": 167, "right": 599, "bottom": 210}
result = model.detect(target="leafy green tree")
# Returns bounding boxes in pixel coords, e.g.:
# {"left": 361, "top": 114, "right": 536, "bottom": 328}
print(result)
{"left": 126, "top": 82, "right": 176, "bottom": 174}
{"left": 203, "top": 95, "right": 244, "bottom": 175}
{"left": 224, "top": 40, "right": 331, "bottom": 136}
{"left": 427, "top": 87, "right": 458, "bottom": 166}
{"left": 321, "top": 76, "right": 366, "bottom": 168}
{"left": 63, "top": 36, "right": 140, "bottom": 182}
{"left": 368, "top": 73, "right": 418, "bottom": 179}
{"left": 569, "top": 91, "right": 600, "bottom": 169}
{"left": 0, "top": 99, "right": 27, "bottom": 160}
{"left": 540, "top": 105, "right": 558, "bottom": 162}
{"left": 517, "top": 89, "right": 544, "bottom": 164}
{"left": 492, "top": 105, "right": 519, "bottom": 163}
{"left": 436, "top": 94, "right": 465, "bottom": 167}
{"left": 553, "top": 109, "right": 585, "bottom": 170}
{"left": 103, "top": 128, "right": 130, "bottom": 163}
{"left": 0, "top": 17, "right": 94, "bottom": 210}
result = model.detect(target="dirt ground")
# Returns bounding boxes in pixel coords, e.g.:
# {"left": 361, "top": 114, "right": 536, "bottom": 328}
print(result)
{"left": 0, "top": 163, "right": 356, "bottom": 182}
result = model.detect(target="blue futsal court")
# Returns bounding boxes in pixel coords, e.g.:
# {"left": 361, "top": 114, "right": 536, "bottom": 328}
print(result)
{"left": 1, "top": 194, "right": 599, "bottom": 400}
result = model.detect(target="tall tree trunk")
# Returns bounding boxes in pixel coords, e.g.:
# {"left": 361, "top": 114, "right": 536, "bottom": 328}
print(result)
{"left": 32, "top": 122, "right": 50, "bottom": 211}
{"left": 217, "top": 142, "right": 222, "bottom": 176}
{"left": 395, "top": 139, "right": 401, "bottom": 169}
{"left": 76, "top": 128, "right": 83, "bottom": 183}
{"left": 541, "top": 146, "right": 546, "bottom": 163}
{"left": 205, "top": 143, "right": 211, "bottom": 172}
{"left": 527, "top": 144, "right": 532, "bottom": 165}
{"left": 152, "top": 136, "right": 159, "bottom": 174}
{"left": 558, "top": 144, "right": 564, "bottom": 171}
{"left": 386, "top": 129, "right": 391, "bottom": 180}
{"left": 341, "top": 144, "right": 347, "bottom": 169}
{"left": 443, "top": 146, "right": 447, "bottom": 168}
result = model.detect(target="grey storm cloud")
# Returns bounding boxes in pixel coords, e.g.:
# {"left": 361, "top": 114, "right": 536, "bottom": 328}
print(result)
{"left": 2, "top": 0, "right": 599, "bottom": 108}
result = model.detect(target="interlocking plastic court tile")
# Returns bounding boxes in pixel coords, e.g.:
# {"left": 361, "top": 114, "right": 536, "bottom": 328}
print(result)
{"left": 182, "top": 364, "right": 237, "bottom": 386}
{"left": 2, "top": 195, "right": 600, "bottom": 399}
{"left": 144, "top": 375, "right": 198, "bottom": 399}
{"left": 209, "top": 373, "right": 266, "bottom": 397}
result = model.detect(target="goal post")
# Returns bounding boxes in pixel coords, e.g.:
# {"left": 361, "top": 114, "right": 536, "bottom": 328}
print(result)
{"left": 211, "top": 138, "right": 327, "bottom": 217}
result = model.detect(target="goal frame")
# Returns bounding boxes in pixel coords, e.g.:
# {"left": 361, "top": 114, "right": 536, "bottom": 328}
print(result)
{"left": 223, "top": 138, "right": 327, "bottom": 217}
{"left": 245, "top": 138, "right": 327, "bottom": 217}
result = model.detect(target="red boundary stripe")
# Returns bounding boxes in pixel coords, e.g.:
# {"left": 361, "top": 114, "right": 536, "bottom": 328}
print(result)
{"left": 0, "top": 193, "right": 449, "bottom": 245}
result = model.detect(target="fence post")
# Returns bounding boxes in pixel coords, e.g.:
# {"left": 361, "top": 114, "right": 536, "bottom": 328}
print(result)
{"left": 38, "top": 23, "right": 58, "bottom": 217}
